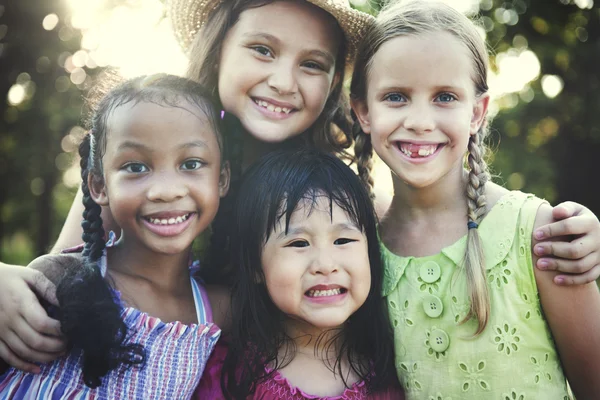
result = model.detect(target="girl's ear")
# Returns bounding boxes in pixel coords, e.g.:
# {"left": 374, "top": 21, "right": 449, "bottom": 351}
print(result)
{"left": 88, "top": 173, "right": 108, "bottom": 206}
{"left": 350, "top": 98, "right": 371, "bottom": 134}
{"left": 219, "top": 161, "right": 231, "bottom": 198}
{"left": 470, "top": 93, "right": 490, "bottom": 135}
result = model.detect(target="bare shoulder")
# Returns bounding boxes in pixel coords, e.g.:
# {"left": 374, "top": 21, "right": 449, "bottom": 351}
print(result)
{"left": 28, "top": 253, "right": 83, "bottom": 284}
{"left": 204, "top": 284, "right": 231, "bottom": 333}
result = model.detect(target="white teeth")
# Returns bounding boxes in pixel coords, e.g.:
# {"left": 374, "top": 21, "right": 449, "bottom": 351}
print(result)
{"left": 148, "top": 213, "right": 190, "bottom": 225}
{"left": 255, "top": 99, "right": 293, "bottom": 114}
{"left": 400, "top": 144, "right": 437, "bottom": 157}
{"left": 307, "top": 288, "right": 343, "bottom": 297}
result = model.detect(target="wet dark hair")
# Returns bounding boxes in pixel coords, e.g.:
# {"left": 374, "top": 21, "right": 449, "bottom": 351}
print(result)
{"left": 221, "top": 149, "right": 396, "bottom": 398}
{"left": 55, "top": 74, "right": 224, "bottom": 388}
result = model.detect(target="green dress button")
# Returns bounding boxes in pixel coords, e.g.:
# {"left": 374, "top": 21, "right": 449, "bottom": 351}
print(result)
{"left": 430, "top": 329, "right": 450, "bottom": 352}
{"left": 423, "top": 294, "right": 443, "bottom": 318}
{"left": 419, "top": 261, "right": 441, "bottom": 283}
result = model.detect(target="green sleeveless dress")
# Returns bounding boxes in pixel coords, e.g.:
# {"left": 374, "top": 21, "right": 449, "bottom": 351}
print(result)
{"left": 382, "top": 191, "right": 571, "bottom": 400}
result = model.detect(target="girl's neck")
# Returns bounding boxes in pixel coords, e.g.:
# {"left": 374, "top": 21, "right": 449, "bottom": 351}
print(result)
{"left": 106, "top": 237, "right": 192, "bottom": 294}
{"left": 241, "top": 133, "right": 281, "bottom": 171}
{"left": 276, "top": 321, "right": 361, "bottom": 397}
{"left": 381, "top": 167, "right": 470, "bottom": 257}
{"left": 240, "top": 129, "right": 308, "bottom": 172}
{"left": 284, "top": 319, "right": 343, "bottom": 361}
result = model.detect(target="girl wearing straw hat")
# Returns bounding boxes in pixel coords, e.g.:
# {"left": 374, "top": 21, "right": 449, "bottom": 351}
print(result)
{"left": 1, "top": 0, "right": 600, "bottom": 380}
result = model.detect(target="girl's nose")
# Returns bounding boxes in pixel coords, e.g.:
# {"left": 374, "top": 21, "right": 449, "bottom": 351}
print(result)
{"left": 309, "top": 249, "right": 339, "bottom": 275}
{"left": 267, "top": 61, "right": 299, "bottom": 95}
{"left": 404, "top": 103, "right": 435, "bottom": 134}
{"left": 146, "top": 173, "right": 188, "bottom": 202}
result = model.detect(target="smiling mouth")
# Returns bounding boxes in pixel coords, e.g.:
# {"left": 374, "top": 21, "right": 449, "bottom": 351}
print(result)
{"left": 397, "top": 142, "right": 443, "bottom": 158}
{"left": 144, "top": 213, "right": 193, "bottom": 226}
{"left": 305, "top": 288, "right": 348, "bottom": 297}
{"left": 252, "top": 98, "right": 294, "bottom": 114}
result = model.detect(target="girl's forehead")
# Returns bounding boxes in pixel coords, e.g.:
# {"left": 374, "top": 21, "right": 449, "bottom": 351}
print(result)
{"left": 277, "top": 195, "right": 358, "bottom": 228}
{"left": 105, "top": 101, "right": 218, "bottom": 148}
{"left": 369, "top": 31, "right": 476, "bottom": 90}
{"left": 231, "top": 0, "right": 342, "bottom": 54}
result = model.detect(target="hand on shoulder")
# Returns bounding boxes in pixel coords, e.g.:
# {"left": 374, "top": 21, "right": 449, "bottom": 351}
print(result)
{"left": 0, "top": 260, "right": 67, "bottom": 373}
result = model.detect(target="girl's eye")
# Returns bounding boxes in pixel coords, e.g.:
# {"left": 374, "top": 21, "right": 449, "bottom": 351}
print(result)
{"left": 181, "top": 160, "right": 203, "bottom": 171}
{"left": 123, "top": 163, "right": 148, "bottom": 173}
{"left": 436, "top": 93, "right": 457, "bottom": 103}
{"left": 251, "top": 45, "right": 273, "bottom": 57}
{"left": 287, "top": 240, "right": 309, "bottom": 248}
{"left": 384, "top": 93, "right": 406, "bottom": 103}
{"left": 334, "top": 238, "right": 356, "bottom": 245}
{"left": 303, "top": 61, "right": 325, "bottom": 71}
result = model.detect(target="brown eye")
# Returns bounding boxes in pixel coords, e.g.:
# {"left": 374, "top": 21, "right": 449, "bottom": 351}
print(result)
{"left": 123, "top": 163, "right": 148, "bottom": 173}
{"left": 181, "top": 160, "right": 203, "bottom": 171}
{"left": 334, "top": 238, "right": 355, "bottom": 245}
{"left": 287, "top": 240, "right": 309, "bottom": 248}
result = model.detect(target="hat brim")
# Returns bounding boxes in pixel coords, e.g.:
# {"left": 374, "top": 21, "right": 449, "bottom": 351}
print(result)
{"left": 167, "top": 0, "right": 374, "bottom": 63}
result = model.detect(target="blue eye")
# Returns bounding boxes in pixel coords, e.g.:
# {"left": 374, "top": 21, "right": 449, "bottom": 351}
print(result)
{"left": 384, "top": 93, "right": 406, "bottom": 103}
{"left": 123, "top": 163, "right": 148, "bottom": 173}
{"left": 436, "top": 93, "right": 457, "bottom": 102}
{"left": 181, "top": 160, "right": 203, "bottom": 171}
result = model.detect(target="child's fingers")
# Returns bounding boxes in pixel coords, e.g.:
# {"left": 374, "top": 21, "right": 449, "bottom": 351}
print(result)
{"left": 0, "top": 338, "right": 41, "bottom": 374}
{"left": 534, "top": 215, "right": 596, "bottom": 240}
{"left": 20, "top": 299, "right": 63, "bottom": 338}
{"left": 22, "top": 268, "right": 59, "bottom": 307}
{"left": 11, "top": 315, "right": 66, "bottom": 354}
{"left": 2, "top": 328, "right": 64, "bottom": 365}
{"left": 534, "top": 235, "right": 596, "bottom": 260}
{"left": 553, "top": 265, "right": 600, "bottom": 286}
{"left": 537, "top": 252, "right": 598, "bottom": 274}
{"left": 550, "top": 201, "right": 583, "bottom": 221}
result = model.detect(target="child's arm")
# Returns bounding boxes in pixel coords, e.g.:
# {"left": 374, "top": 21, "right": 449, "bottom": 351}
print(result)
{"left": 533, "top": 203, "right": 600, "bottom": 399}
{"left": 0, "top": 256, "right": 70, "bottom": 373}
{"left": 534, "top": 202, "right": 600, "bottom": 285}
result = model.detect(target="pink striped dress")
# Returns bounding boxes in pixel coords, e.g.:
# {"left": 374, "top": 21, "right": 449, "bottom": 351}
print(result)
{"left": 0, "top": 235, "right": 220, "bottom": 400}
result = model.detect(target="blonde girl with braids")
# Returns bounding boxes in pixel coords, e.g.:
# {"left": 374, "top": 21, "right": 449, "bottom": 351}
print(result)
{"left": 1, "top": 74, "right": 229, "bottom": 398}
{"left": 350, "top": 2, "right": 600, "bottom": 399}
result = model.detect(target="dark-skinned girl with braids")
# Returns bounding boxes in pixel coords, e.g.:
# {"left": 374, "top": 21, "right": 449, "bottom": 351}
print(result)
{"left": 0, "top": 74, "right": 230, "bottom": 398}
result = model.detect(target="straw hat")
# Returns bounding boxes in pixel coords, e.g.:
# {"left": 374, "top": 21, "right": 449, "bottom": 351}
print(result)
{"left": 166, "top": 0, "right": 374, "bottom": 60}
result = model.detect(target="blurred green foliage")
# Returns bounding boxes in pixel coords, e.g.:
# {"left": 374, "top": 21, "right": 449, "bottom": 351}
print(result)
{"left": 0, "top": 0, "right": 598, "bottom": 263}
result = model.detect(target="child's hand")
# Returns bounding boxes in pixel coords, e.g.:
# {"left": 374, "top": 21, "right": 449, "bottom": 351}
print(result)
{"left": 533, "top": 201, "right": 600, "bottom": 285}
{"left": 0, "top": 261, "right": 66, "bottom": 373}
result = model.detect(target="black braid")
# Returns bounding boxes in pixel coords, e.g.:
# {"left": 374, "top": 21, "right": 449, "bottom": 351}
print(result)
{"left": 55, "top": 133, "right": 144, "bottom": 388}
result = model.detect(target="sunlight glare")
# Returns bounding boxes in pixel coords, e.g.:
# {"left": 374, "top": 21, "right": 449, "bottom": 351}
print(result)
{"left": 489, "top": 50, "right": 540, "bottom": 101}
{"left": 541, "top": 75, "right": 564, "bottom": 98}
{"left": 66, "top": 0, "right": 187, "bottom": 78}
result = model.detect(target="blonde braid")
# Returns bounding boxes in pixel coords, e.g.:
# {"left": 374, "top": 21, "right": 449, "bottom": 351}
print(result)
{"left": 353, "top": 125, "right": 375, "bottom": 197}
{"left": 461, "top": 127, "right": 491, "bottom": 335}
